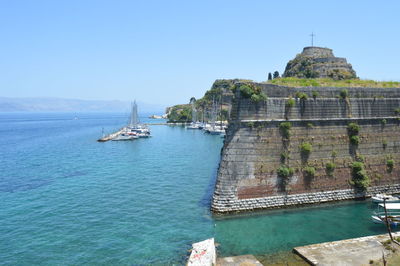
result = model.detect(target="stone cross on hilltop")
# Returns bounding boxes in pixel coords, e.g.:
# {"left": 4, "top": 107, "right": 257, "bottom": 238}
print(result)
{"left": 310, "top": 32, "right": 315, "bottom": 47}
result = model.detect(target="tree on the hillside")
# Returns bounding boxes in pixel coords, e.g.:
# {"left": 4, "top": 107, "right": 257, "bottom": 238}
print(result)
{"left": 268, "top": 72, "right": 272, "bottom": 80}
{"left": 273, "top": 71, "right": 280, "bottom": 79}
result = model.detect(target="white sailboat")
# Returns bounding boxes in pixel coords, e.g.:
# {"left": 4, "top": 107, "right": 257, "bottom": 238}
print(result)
{"left": 187, "top": 98, "right": 201, "bottom": 129}
{"left": 126, "top": 101, "right": 151, "bottom": 138}
{"left": 112, "top": 101, "right": 151, "bottom": 141}
{"left": 206, "top": 99, "right": 225, "bottom": 135}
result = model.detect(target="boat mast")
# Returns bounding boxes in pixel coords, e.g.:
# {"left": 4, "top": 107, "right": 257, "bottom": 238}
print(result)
{"left": 129, "top": 100, "right": 139, "bottom": 128}
{"left": 211, "top": 97, "right": 216, "bottom": 130}
{"left": 190, "top": 98, "right": 197, "bottom": 123}
{"left": 220, "top": 90, "right": 223, "bottom": 130}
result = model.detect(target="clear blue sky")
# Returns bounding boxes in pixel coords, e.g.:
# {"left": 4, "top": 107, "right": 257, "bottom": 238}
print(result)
{"left": 1, "top": 0, "right": 399, "bottom": 106}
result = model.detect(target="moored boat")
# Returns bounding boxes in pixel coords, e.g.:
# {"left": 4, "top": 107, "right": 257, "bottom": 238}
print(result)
{"left": 187, "top": 122, "right": 203, "bottom": 130}
{"left": 112, "top": 133, "right": 138, "bottom": 141}
{"left": 204, "top": 99, "right": 226, "bottom": 135}
{"left": 126, "top": 101, "right": 151, "bottom": 138}
{"left": 371, "top": 203, "right": 400, "bottom": 226}
{"left": 187, "top": 122, "right": 200, "bottom": 130}
{"left": 207, "top": 128, "right": 225, "bottom": 135}
{"left": 371, "top": 193, "right": 400, "bottom": 203}
{"left": 186, "top": 98, "right": 202, "bottom": 130}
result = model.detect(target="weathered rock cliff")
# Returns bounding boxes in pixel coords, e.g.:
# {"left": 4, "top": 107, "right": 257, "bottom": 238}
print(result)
{"left": 166, "top": 79, "right": 237, "bottom": 122}
{"left": 283, "top": 47, "right": 357, "bottom": 79}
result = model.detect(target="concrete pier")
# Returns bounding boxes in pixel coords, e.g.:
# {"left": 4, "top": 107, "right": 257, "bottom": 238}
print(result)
{"left": 97, "top": 128, "right": 124, "bottom": 142}
{"left": 294, "top": 232, "right": 400, "bottom": 265}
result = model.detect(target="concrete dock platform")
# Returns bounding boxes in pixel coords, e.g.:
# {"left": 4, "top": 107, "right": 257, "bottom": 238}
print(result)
{"left": 294, "top": 232, "right": 400, "bottom": 265}
{"left": 97, "top": 128, "right": 124, "bottom": 142}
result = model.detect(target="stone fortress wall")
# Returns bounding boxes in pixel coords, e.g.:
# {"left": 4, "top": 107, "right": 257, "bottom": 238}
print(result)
{"left": 212, "top": 83, "right": 400, "bottom": 213}
{"left": 302, "top": 46, "right": 334, "bottom": 57}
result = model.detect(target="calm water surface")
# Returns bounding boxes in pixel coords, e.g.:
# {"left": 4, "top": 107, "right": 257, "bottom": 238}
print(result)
{"left": 0, "top": 113, "right": 391, "bottom": 265}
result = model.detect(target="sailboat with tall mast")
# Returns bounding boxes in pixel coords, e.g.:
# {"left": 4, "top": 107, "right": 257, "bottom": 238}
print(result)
{"left": 187, "top": 98, "right": 201, "bottom": 129}
{"left": 205, "top": 98, "right": 225, "bottom": 135}
{"left": 127, "top": 101, "right": 151, "bottom": 138}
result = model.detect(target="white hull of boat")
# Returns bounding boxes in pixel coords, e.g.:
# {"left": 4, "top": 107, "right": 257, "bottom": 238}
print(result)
{"left": 112, "top": 135, "right": 138, "bottom": 141}
{"left": 207, "top": 128, "right": 225, "bottom": 135}
{"left": 372, "top": 215, "right": 400, "bottom": 226}
{"left": 371, "top": 194, "right": 400, "bottom": 203}
{"left": 371, "top": 203, "right": 400, "bottom": 226}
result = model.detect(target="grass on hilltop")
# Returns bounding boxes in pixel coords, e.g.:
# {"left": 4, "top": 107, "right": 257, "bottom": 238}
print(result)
{"left": 268, "top": 77, "right": 400, "bottom": 88}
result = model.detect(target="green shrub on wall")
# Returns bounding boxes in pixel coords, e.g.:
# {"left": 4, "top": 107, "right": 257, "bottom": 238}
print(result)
{"left": 300, "top": 93, "right": 308, "bottom": 100}
{"left": 286, "top": 97, "right": 295, "bottom": 108}
{"left": 387, "top": 159, "right": 394, "bottom": 173}
{"left": 277, "top": 165, "right": 294, "bottom": 178}
{"left": 347, "top": 122, "right": 361, "bottom": 146}
{"left": 340, "top": 89, "right": 349, "bottom": 99}
{"left": 303, "top": 166, "right": 316, "bottom": 178}
{"left": 239, "top": 85, "right": 254, "bottom": 98}
{"left": 239, "top": 84, "right": 267, "bottom": 103}
{"left": 300, "top": 142, "right": 312, "bottom": 156}
{"left": 247, "top": 121, "right": 255, "bottom": 128}
{"left": 350, "top": 161, "right": 370, "bottom": 190}
{"left": 347, "top": 123, "right": 360, "bottom": 136}
{"left": 277, "top": 165, "right": 294, "bottom": 189}
{"left": 279, "top": 122, "right": 292, "bottom": 139}
{"left": 351, "top": 161, "right": 363, "bottom": 173}
{"left": 250, "top": 93, "right": 267, "bottom": 103}
{"left": 355, "top": 153, "right": 365, "bottom": 162}
{"left": 280, "top": 152, "right": 289, "bottom": 163}
{"left": 350, "top": 135, "right": 360, "bottom": 145}
{"left": 295, "top": 91, "right": 308, "bottom": 100}
{"left": 326, "top": 162, "right": 336, "bottom": 175}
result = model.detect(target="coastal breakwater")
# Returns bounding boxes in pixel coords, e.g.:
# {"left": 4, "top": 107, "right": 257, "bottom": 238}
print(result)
{"left": 212, "top": 83, "right": 400, "bottom": 213}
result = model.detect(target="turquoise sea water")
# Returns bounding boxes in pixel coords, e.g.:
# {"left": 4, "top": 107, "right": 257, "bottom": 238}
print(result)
{"left": 0, "top": 113, "right": 392, "bottom": 265}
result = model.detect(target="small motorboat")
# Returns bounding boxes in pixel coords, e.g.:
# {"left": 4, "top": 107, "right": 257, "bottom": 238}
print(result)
{"left": 372, "top": 203, "right": 400, "bottom": 226}
{"left": 371, "top": 215, "right": 400, "bottom": 226}
{"left": 371, "top": 193, "right": 400, "bottom": 203}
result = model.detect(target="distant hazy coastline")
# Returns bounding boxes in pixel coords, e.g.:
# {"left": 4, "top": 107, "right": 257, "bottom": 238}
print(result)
{"left": 0, "top": 97, "right": 166, "bottom": 113}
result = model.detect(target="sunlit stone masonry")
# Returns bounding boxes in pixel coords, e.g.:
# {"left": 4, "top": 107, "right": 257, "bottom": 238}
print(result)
{"left": 211, "top": 47, "right": 400, "bottom": 213}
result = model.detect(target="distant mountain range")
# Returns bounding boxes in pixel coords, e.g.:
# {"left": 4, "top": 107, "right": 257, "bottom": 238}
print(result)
{"left": 0, "top": 97, "right": 166, "bottom": 114}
